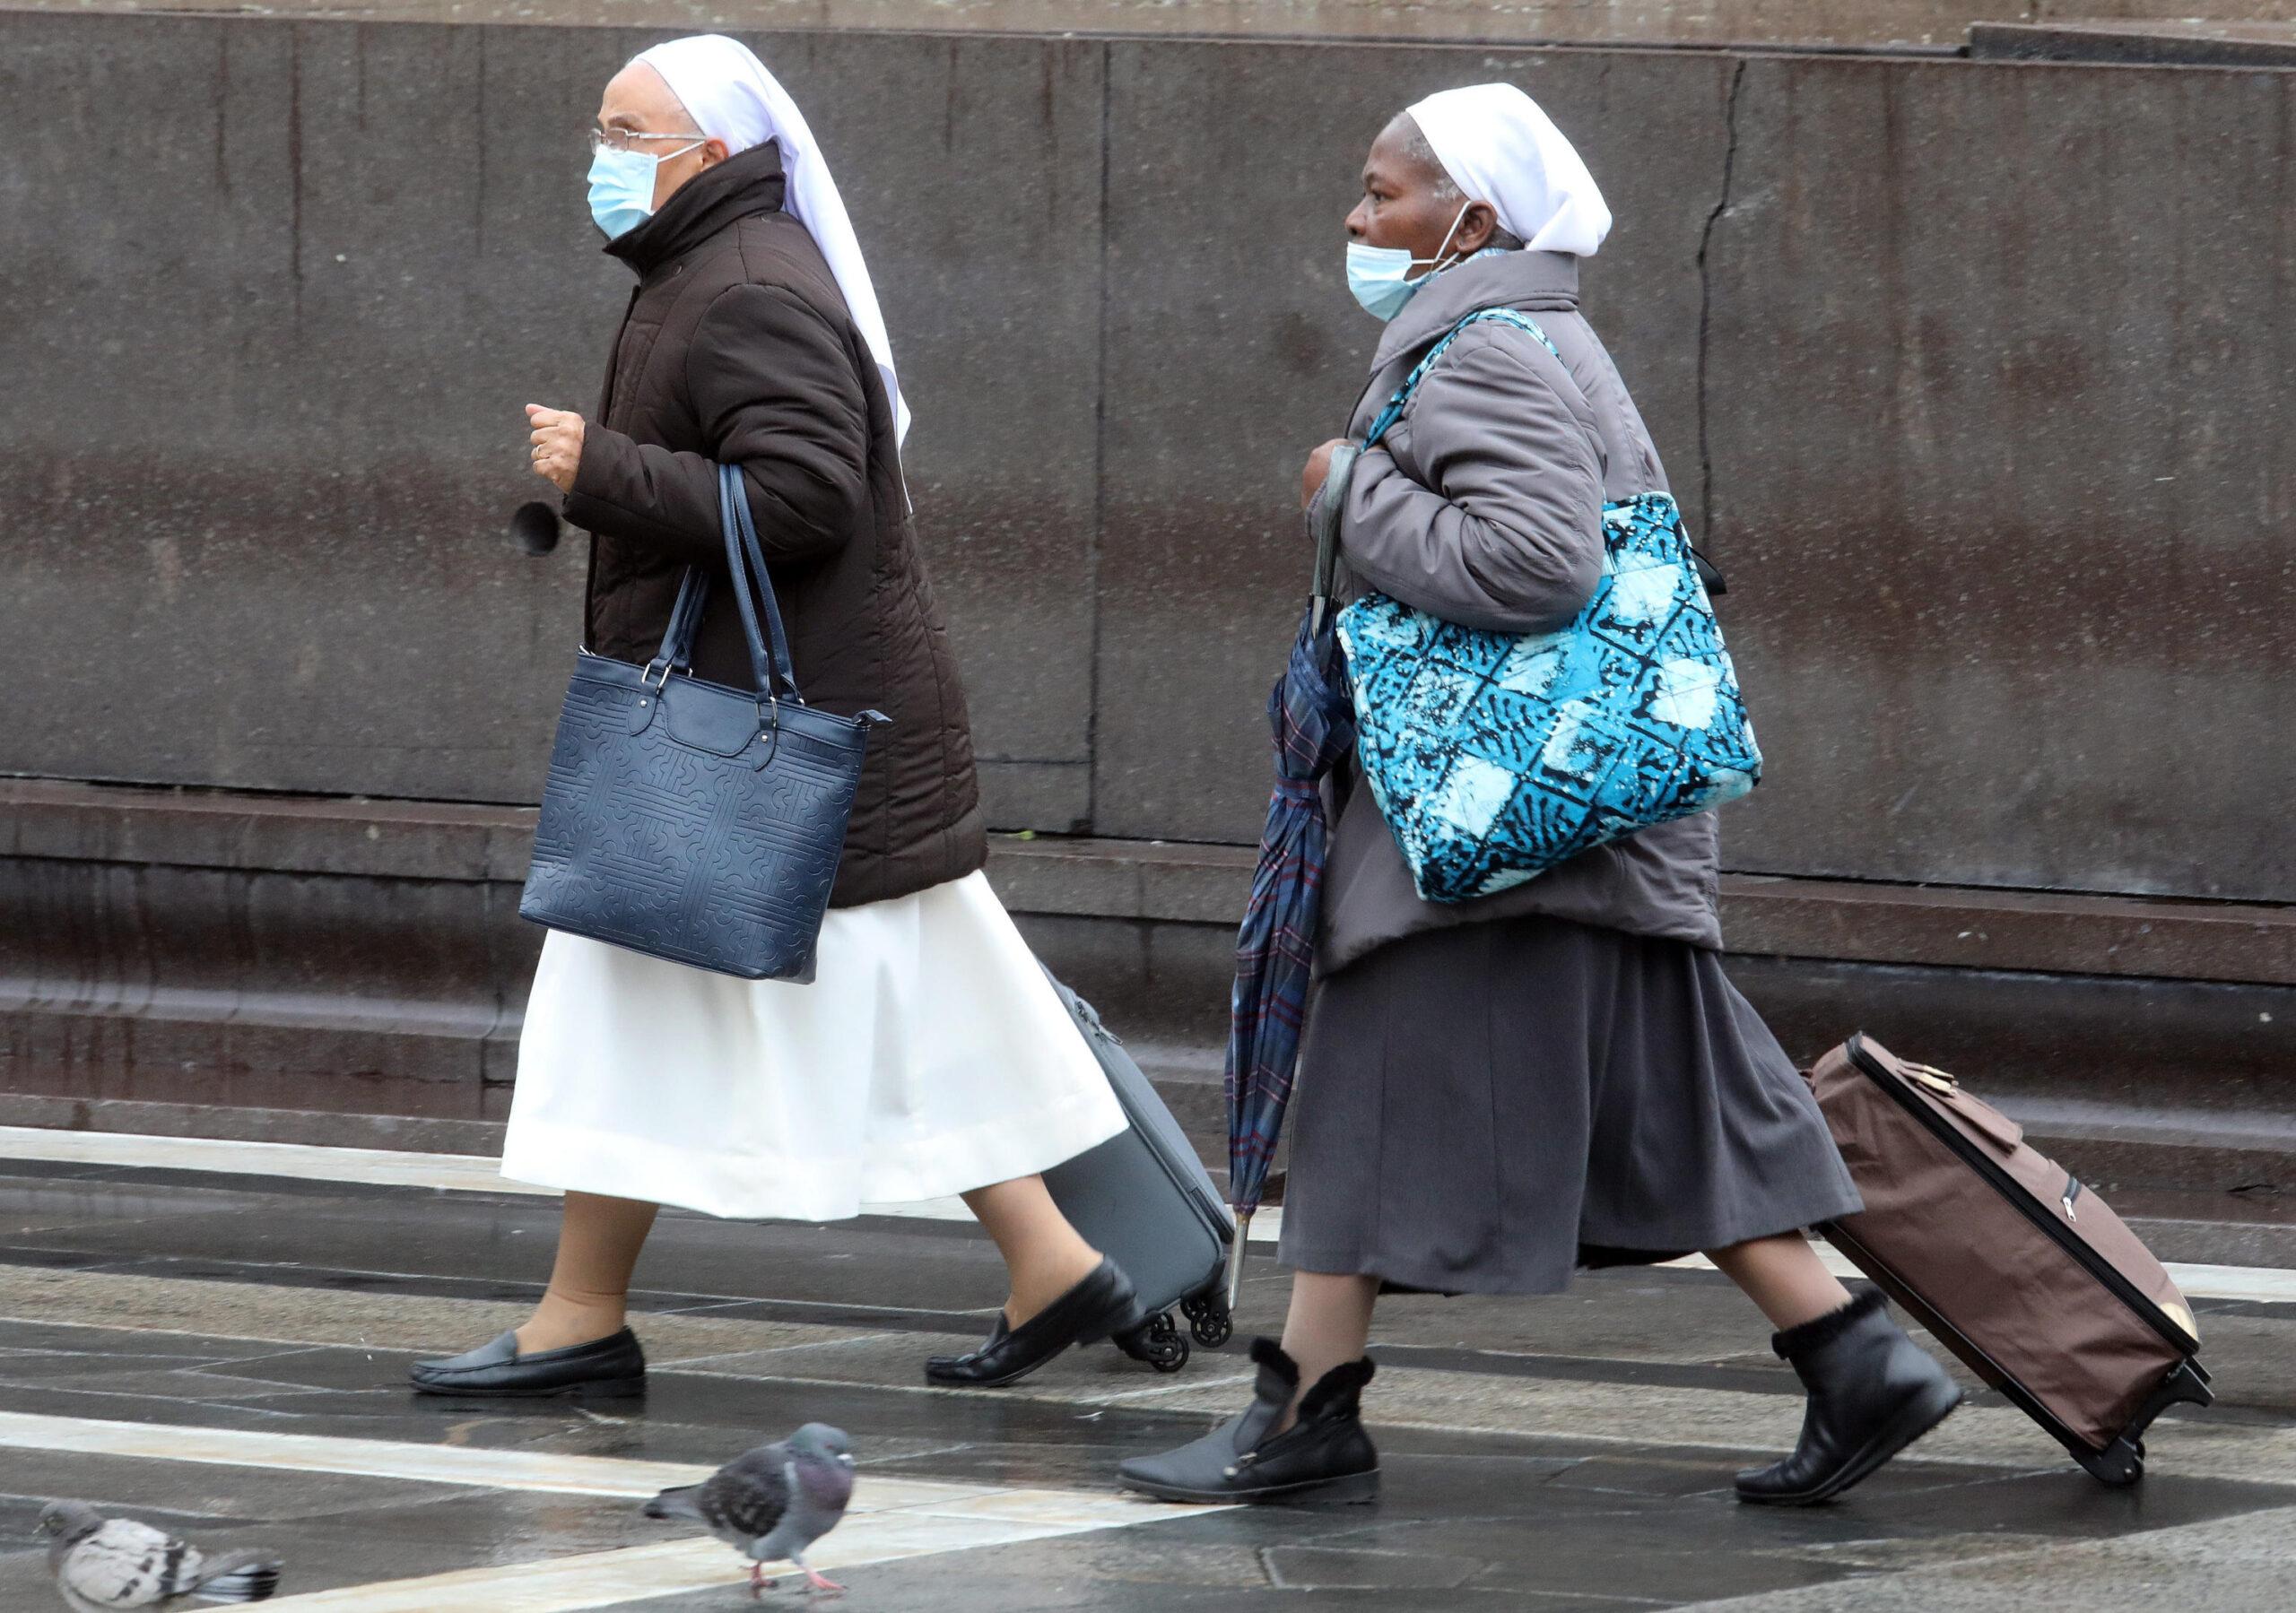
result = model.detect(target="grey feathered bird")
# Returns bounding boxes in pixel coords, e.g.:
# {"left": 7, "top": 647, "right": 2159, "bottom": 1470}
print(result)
{"left": 644, "top": 1424, "right": 857, "bottom": 1597}
{"left": 38, "top": 1502, "right": 281, "bottom": 1611}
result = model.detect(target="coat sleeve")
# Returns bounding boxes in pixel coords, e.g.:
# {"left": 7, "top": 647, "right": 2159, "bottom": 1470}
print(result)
{"left": 562, "top": 283, "right": 870, "bottom": 568}
{"left": 1339, "top": 326, "right": 1606, "bottom": 635}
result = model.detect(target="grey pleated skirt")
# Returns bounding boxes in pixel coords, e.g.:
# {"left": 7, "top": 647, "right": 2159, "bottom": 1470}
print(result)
{"left": 1278, "top": 915, "right": 1862, "bottom": 1296}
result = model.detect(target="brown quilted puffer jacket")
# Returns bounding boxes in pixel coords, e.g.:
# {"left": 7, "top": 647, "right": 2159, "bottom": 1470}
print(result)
{"left": 561, "top": 142, "right": 985, "bottom": 908}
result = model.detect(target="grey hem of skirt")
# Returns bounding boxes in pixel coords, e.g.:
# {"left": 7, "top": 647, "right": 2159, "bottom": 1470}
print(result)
{"left": 1281, "top": 1208, "right": 1856, "bottom": 1300}
{"left": 1277, "top": 911, "right": 1866, "bottom": 1299}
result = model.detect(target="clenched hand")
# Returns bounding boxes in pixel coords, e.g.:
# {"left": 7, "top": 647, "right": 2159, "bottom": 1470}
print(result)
{"left": 1300, "top": 438, "right": 1351, "bottom": 511}
{"left": 526, "top": 404, "right": 586, "bottom": 492}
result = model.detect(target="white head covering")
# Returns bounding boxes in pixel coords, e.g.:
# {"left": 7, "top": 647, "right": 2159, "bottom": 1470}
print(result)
{"left": 635, "top": 34, "right": 910, "bottom": 447}
{"left": 1405, "top": 84, "right": 1612, "bottom": 258}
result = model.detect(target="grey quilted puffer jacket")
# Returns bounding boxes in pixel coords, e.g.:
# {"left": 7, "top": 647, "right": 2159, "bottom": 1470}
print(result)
{"left": 1314, "top": 248, "right": 1725, "bottom": 973}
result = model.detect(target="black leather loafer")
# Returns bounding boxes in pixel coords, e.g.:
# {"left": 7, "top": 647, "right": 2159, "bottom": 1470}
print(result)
{"left": 408, "top": 1326, "right": 647, "bottom": 1399}
{"left": 1118, "top": 1338, "right": 1378, "bottom": 1504}
{"left": 925, "top": 1259, "right": 1141, "bottom": 1388}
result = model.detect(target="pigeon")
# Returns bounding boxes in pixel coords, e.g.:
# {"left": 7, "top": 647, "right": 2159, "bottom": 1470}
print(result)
{"left": 38, "top": 1502, "right": 282, "bottom": 1611}
{"left": 645, "top": 1424, "right": 857, "bottom": 1597}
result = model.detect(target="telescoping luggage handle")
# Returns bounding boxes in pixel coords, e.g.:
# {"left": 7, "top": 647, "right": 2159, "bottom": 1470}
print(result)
{"left": 639, "top": 464, "right": 809, "bottom": 759}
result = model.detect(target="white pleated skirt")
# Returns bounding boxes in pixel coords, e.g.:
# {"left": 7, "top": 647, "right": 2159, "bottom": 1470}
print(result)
{"left": 501, "top": 872, "right": 1128, "bottom": 1221}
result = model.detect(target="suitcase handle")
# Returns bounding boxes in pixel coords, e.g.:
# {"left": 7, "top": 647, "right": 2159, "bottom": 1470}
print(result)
{"left": 1892, "top": 1056, "right": 2026, "bottom": 1154}
{"left": 1934, "top": 1083, "right": 2025, "bottom": 1154}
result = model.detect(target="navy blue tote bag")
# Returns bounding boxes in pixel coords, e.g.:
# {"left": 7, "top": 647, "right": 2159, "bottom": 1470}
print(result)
{"left": 519, "top": 464, "right": 881, "bottom": 983}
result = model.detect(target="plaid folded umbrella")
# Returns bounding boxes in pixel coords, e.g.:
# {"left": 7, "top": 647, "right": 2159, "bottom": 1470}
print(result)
{"left": 1222, "top": 595, "right": 1356, "bottom": 1304}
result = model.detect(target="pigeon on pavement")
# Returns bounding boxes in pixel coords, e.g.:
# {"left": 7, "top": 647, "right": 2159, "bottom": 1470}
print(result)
{"left": 39, "top": 1502, "right": 282, "bottom": 1611}
{"left": 645, "top": 1423, "right": 857, "bottom": 1596}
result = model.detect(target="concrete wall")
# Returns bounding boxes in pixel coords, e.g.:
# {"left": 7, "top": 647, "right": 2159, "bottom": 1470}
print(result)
{"left": 1, "top": 17, "right": 2290, "bottom": 905}
{"left": 1706, "top": 56, "right": 2296, "bottom": 901}
{"left": 13, "top": 0, "right": 2296, "bottom": 55}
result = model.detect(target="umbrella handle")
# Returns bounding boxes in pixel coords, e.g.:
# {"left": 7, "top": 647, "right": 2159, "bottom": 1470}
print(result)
{"left": 1309, "top": 445, "right": 1356, "bottom": 611}
{"left": 1224, "top": 1211, "right": 1253, "bottom": 1312}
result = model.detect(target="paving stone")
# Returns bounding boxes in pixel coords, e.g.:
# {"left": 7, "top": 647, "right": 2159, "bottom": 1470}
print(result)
{"left": 1, "top": 1166, "right": 2294, "bottom": 1608}
{"left": 1700, "top": 1501, "right": 2296, "bottom": 1611}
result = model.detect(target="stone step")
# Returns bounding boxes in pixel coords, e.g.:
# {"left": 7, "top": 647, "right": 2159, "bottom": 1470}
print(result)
{"left": 5, "top": 783, "right": 2292, "bottom": 1255}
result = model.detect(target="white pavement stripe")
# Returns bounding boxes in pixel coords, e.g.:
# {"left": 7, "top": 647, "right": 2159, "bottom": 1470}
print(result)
{"left": 0, "top": 1410, "right": 1196, "bottom": 1517}
{"left": 261, "top": 1493, "right": 1197, "bottom": 1612}
{"left": 1662, "top": 1248, "right": 1892, "bottom": 1284}
{"left": 264, "top": 1539, "right": 816, "bottom": 1612}
{"left": 2100, "top": 1259, "right": 2296, "bottom": 1307}
{"left": 17, "top": 1125, "right": 2296, "bottom": 1288}
{"left": 0, "top": 1410, "right": 713, "bottom": 1496}
{"left": 0, "top": 1123, "right": 1288, "bottom": 1239}
{"left": 0, "top": 1411, "right": 1209, "bottom": 1612}
{"left": 1659, "top": 1248, "right": 2296, "bottom": 1306}
{"left": 0, "top": 1124, "right": 559, "bottom": 1197}
{"left": 0, "top": 1410, "right": 1001, "bottom": 1509}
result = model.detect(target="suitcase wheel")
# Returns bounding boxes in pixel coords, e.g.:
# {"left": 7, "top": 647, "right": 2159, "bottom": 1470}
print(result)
{"left": 1117, "top": 1310, "right": 1191, "bottom": 1374}
{"left": 2073, "top": 1360, "right": 2205, "bottom": 1487}
{"left": 1182, "top": 1291, "right": 1233, "bottom": 1349}
{"left": 2075, "top": 1436, "right": 2144, "bottom": 1487}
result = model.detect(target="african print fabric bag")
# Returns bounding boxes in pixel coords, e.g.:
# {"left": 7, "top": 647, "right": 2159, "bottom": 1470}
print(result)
{"left": 1335, "top": 308, "right": 1761, "bottom": 905}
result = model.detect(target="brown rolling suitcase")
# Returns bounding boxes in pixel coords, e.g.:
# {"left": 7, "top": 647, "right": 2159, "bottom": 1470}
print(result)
{"left": 1806, "top": 1033, "right": 2213, "bottom": 1485}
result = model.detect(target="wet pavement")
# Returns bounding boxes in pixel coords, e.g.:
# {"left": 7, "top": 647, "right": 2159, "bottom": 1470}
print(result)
{"left": 3, "top": 1150, "right": 2296, "bottom": 1609}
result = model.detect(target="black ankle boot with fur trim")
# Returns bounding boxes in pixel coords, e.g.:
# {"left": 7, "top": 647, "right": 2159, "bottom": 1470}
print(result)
{"left": 1118, "top": 1338, "right": 1379, "bottom": 1504}
{"left": 1736, "top": 1288, "right": 1962, "bottom": 1505}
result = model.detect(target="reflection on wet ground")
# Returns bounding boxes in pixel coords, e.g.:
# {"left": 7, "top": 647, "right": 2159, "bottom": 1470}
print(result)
{"left": 2, "top": 1158, "right": 2294, "bottom": 1609}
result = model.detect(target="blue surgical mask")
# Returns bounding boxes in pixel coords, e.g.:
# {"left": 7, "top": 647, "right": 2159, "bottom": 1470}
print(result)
{"left": 587, "top": 147, "right": 658, "bottom": 240}
{"left": 1344, "top": 203, "right": 1473, "bottom": 321}
{"left": 587, "top": 143, "right": 700, "bottom": 241}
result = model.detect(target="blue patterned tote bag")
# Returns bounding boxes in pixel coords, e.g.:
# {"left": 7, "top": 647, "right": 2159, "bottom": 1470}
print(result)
{"left": 1335, "top": 309, "right": 1761, "bottom": 905}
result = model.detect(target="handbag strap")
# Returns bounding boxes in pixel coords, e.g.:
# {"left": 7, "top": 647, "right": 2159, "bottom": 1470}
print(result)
{"left": 652, "top": 568, "right": 710, "bottom": 675}
{"left": 1352, "top": 306, "right": 1727, "bottom": 595}
{"left": 717, "top": 462, "right": 803, "bottom": 703}
{"left": 1362, "top": 307, "right": 1562, "bottom": 449}
{"left": 1309, "top": 308, "right": 1563, "bottom": 610}
{"left": 647, "top": 464, "right": 804, "bottom": 702}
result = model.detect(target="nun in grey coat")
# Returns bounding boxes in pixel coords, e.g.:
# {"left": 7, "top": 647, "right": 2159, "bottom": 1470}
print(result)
{"left": 1120, "top": 83, "right": 1960, "bottom": 1513}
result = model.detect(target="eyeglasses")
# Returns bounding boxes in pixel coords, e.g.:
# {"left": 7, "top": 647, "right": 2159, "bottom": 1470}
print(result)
{"left": 587, "top": 127, "right": 709, "bottom": 156}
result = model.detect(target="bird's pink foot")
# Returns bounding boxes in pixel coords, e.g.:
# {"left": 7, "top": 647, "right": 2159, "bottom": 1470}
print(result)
{"left": 749, "top": 1562, "right": 778, "bottom": 1598}
{"left": 804, "top": 1565, "right": 847, "bottom": 1596}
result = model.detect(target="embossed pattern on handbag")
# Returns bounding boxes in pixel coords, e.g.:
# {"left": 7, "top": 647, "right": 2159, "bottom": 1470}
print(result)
{"left": 1335, "top": 309, "right": 1761, "bottom": 906}
{"left": 519, "top": 464, "right": 883, "bottom": 981}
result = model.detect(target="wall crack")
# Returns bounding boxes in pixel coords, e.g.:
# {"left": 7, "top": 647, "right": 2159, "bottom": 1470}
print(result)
{"left": 1695, "top": 57, "right": 1748, "bottom": 548}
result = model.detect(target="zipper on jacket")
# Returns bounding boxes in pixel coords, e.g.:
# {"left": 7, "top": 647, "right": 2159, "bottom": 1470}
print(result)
{"left": 1846, "top": 1039, "right": 2196, "bottom": 1355}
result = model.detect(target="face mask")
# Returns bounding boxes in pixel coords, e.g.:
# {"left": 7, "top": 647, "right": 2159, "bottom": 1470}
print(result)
{"left": 587, "top": 141, "right": 700, "bottom": 241}
{"left": 1344, "top": 203, "right": 1474, "bottom": 321}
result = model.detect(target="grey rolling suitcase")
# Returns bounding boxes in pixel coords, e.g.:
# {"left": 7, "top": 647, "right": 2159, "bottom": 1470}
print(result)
{"left": 1039, "top": 971, "right": 1236, "bottom": 1372}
